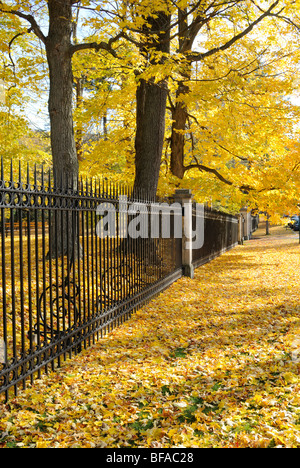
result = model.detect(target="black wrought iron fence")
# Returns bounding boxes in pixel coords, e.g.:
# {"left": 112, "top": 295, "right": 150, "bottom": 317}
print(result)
{"left": 0, "top": 162, "right": 182, "bottom": 400}
{"left": 192, "top": 204, "right": 239, "bottom": 268}
{"left": 0, "top": 161, "right": 239, "bottom": 400}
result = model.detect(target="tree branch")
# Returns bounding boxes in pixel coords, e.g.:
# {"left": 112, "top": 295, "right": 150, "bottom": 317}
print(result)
{"left": 184, "top": 163, "right": 234, "bottom": 186}
{"left": 70, "top": 33, "right": 124, "bottom": 57}
{"left": 8, "top": 30, "right": 30, "bottom": 68}
{"left": 0, "top": 3, "right": 46, "bottom": 44}
{"left": 188, "top": 0, "right": 281, "bottom": 62}
{"left": 184, "top": 163, "right": 280, "bottom": 194}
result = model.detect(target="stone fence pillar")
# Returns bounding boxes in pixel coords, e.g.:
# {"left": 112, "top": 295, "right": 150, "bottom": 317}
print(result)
{"left": 174, "top": 189, "right": 195, "bottom": 279}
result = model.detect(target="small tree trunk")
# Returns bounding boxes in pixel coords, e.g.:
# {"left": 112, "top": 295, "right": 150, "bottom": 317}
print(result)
{"left": 170, "top": 47, "right": 192, "bottom": 180}
{"left": 103, "top": 113, "right": 108, "bottom": 141}
{"left": 266, "top": 214, "right": 271, "bottom": 235}
{"left": 170, "top": 82, "right": 189, "bottom": 179}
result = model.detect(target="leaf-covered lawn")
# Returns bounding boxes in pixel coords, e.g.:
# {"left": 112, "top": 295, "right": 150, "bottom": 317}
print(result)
{"left": 1, "top": 227, "right": 300, "bottom": 448}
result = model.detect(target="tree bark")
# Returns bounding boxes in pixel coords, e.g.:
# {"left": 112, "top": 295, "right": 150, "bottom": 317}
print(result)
{"left": 170, "top": 81, "right": 189, "bottom": 180}
{"left": 75, "top": 77, "right": 84, "bottom": 162}
{"left": 266, "top": 213, "right": 271, "bottom": 235}
{"left": 170, "top": 8, "right": 190, "bottom": 180}
{"left": 134, "top": 78, "right": 168, "bottom": 199}
{"left": 46, "top": 0, "right": 79, "bottom": 185}
{"left": 133, "top": 11, "right": 170, "bottom": 200}
{"left": 46, "top": 0, "right": 79, "bottom": 257}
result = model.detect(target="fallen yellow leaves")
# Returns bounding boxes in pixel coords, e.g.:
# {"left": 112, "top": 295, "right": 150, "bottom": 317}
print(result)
{"left": 1, "top": 227, "right": 300, "bottom": 448}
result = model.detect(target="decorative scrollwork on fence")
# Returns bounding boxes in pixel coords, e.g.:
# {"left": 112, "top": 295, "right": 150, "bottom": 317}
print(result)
{"left": 28, "top": 261, "right": 80, "bottom": 345}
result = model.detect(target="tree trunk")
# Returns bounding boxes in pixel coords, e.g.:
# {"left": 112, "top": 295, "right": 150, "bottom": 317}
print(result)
{"left": 46, "top": 0, "right": 79, "bottom": 258}
{"left": 266, "top": 214, "right": 271, "bottom": 235}
{"left": 133, "top": 11, "right": 170, "bottom": 200}
{"left": 46, "top": 0, "right": 79, "bottom": 185}
{"left": 75, "top": 77, "right": 84, "bottom": 162}
{"left": 170, "top": 82, "right": 189, "bottom": 179}
{"left": 170, "top": 8, "right": 190, "bottom": 181}
{"left": 170, "top": 44, "right": 192, "bottom": 180}
{"left": 134, "top": 78, "right": 168, "bottom": 199}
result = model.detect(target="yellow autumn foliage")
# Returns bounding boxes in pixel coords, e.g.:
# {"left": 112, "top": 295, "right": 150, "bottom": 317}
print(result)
{"left": 1, "top": 226, "right": 300, "bottom": 448}
{"left": 1, "top": 0, "right": 300, "bottom": 216}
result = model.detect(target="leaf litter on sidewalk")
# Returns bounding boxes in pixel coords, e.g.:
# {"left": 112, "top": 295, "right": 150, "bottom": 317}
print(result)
{"left": 1, "top": 227, "right": 300, "bottom": 448}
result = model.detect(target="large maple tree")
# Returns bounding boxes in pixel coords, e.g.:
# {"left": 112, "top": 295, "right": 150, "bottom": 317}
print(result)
{"left": 0, "top": 0, "right": 300, "bottom": 215}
